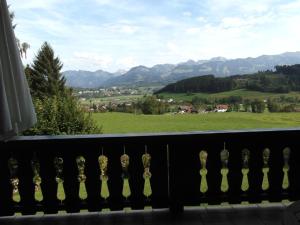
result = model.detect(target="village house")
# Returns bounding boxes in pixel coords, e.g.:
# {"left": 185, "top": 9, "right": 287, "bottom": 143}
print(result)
{"left": 215, "top": 104, "right": 229, "bottom": 112}
{"left": 178, "top": 105, "right": 196, "bottom": 114}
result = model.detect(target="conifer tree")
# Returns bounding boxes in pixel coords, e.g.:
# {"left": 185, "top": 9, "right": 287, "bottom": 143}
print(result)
{"left": 24, "top": 43, "right": 101, "bottom": 135}
{"left": 30, "top": 42, "right": 66, "bottom": 98}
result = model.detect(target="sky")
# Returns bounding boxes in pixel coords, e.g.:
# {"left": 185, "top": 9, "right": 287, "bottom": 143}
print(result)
{"left": 7, "top": 0, "right": 300, "bottom": 72}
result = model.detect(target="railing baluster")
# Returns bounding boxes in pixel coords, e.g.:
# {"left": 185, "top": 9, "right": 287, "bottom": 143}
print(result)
{"left": 220, "top": 147, "right": 229, "bottom": 194}
{"left": 99, "top": 154, "right": 110, "bottom": 201}
{"left": 282, "top": 148, "right": 290, "bottom": 190}
{"left": 54, "top": 157, "right": 66, "bottom": 204}
{"left": 120, "top": 152, "right": 131, "bottom": 208}
{"left": 8, "top": 157, "right": 21, "bottom": 204}
{"left": 76, "top": 156, "right": 88, "bottom": 201}
{"left": 142, "top": 151, "right": 152, "bottom": 203}
{"left": 31, "top": 153, "right": 43, "bottom": 203}
{"left": 261, "top": 148, "right": 270, "bottom": 193}
{"left": 199, "top": 150, "right": 208, "bottom": 195}
{"left": 241, "top": 149, "right": 250, "bottom": 192}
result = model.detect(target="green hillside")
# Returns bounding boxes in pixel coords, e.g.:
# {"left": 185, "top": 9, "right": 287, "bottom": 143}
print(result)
{"left": 156, "top": 64, "right": 300, "bottom": 94}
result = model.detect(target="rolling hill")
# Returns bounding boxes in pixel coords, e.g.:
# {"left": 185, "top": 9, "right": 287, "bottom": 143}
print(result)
{"left": 156, "top": 64, "right": 300, "bottom": 94}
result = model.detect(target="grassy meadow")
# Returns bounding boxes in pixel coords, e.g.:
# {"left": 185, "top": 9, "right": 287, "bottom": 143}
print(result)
{"left": 93, "top": 112, "right": 300, "bottom": 134}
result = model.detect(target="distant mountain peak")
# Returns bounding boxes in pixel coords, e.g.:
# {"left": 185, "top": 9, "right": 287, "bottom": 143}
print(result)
{"left": 210, "top": 56, "right": 227, "bottom": 61}
{"left": 179, "top": 59, "right": 198, "bottom": 65}
{"left": 64, "top": 51, "right": 300, "bottom": 88}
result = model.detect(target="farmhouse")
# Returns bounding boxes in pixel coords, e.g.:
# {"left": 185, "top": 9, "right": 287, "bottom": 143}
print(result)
{"left": 178, "top": 105, "right": 193, "bottom": 114}
{"left": 215, "top": 104, "right": 229, "bottom": 112}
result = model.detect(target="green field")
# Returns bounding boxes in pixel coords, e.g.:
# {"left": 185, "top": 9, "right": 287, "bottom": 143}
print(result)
{"left": 79, "top": 95, "right": 144, "bottom": 106}
{"left": 93, "top": 112, "right": 300, "bottom": 134}
{"left": 159, "top": 89, "right": 300, "bottom": 101}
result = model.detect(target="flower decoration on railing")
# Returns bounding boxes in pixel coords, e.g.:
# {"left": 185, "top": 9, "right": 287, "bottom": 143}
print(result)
{"left": 120, "top": 153, "right": 131, "bottom": 199}
{"left": 98, "top": 154, "right": 109, "bottom": 200}
{"left": 54, "top": 157, "right": 65, "bottom": 202}
{"left": 282, "top": 147, "right": 291, "bottom": 190}
{"left": 262, "top": 148, "right": 270, "bottom": 191}
{"left": 241, "top": 149, "right": 250, "bottom": 192}
{"left": 199, "top": 150, "right": 208, "bottom": 194}
{"left": 31, "top": 154, "right": 43, "bottom": 202}
{"left": 142, "top": 152, "right": 152, "bottom": 198}
{"left": 8, "top": 157, "right": 20, "bottom": 203}
{"left": 76, "top": 156, "right": 87, "bottom": 200}
{"left": 220, "top": 145, "right": 229, "bottom": 193}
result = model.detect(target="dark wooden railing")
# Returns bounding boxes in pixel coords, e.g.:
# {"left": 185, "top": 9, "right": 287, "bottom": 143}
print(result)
{"left": 0, "top": 128, "right": 299, "bottom": 216}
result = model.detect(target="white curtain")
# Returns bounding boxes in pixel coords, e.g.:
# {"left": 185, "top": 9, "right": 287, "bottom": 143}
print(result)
{"left": 0, "top": 0, "right": 37, "bottom": 140}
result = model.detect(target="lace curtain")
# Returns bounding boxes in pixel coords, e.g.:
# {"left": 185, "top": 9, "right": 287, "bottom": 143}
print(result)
{"left": 0, "top": 0, "right": 36, "bottom": 140}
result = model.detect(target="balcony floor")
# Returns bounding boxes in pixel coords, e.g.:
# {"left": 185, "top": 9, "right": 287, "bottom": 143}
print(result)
{"left": 0, "top": 203, "right": 288, "bottom": 225}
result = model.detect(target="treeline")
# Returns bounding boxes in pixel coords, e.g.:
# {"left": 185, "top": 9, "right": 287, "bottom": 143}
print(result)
{"left": 91, "top": 96, "right": 170, "bottom": 115}
{"left": 156, "top": 65, "right": 300, "bottom": 94}
{"left": 191, "top": 95, "right": 298, "bottom": 113}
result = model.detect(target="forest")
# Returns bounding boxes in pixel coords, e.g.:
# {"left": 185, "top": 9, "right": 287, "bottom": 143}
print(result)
{"left": 156, "top": 65, "right": 300, "bottom": 94}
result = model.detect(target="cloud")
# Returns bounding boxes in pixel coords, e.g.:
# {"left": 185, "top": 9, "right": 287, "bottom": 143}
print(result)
{"left": 182, "top": 11, "right": 192, "bottom": 17}
{"left": 117, "top": 57, "right": 138, "bottom": 69}
{"left": 208, "top": 0, "right": 273, "bottom": 15}
{"left": 73, "top": 52, "right": 113, "bottom": 69}
{"left": 8, "top": 0, "right": 61, "bottom": 10}
{"left": 196, "top": 17, "right": 206, "bottom": 23}
{"left": 186, "top": 27, "right": 201, "bottom": 35}
{"left": 94, "top": 0, "right": 113, "bottom": 5}
{"left": 8, "top": 0, "right": 300, "bottom": 72}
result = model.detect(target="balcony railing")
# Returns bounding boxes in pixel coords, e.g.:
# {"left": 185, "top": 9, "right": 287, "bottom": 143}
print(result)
{"left": 0, "top": 128, "right": 298, "bottom": 217}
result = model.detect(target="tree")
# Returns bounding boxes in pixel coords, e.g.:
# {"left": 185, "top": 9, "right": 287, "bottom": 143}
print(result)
{"left": 281, "top": 104, "right": 296, "bottom": 112}
{"left": 137, "top": 96, "right": 169, "bottom": 114}
{"left": 30, "top": 42, "right": 65, "bottom": 98}
{"left": 251, "top": 99, "right": 265, "bottom": 113}
{"left": 25, "top": 43, "right": 101, "bottom": 135}
{"left": 243, "top": 99, "right": 251, "bottom": 112}
{"left": 191, "top": 96, "right": 207, "bottom": 109}
{"left": 267, "top": 99, "right": 280, "bottom": 112}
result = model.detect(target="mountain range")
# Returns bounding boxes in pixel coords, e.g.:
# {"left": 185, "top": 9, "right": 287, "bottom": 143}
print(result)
{"left": 63, "top": 52, "right": 300, "bottom": 88}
